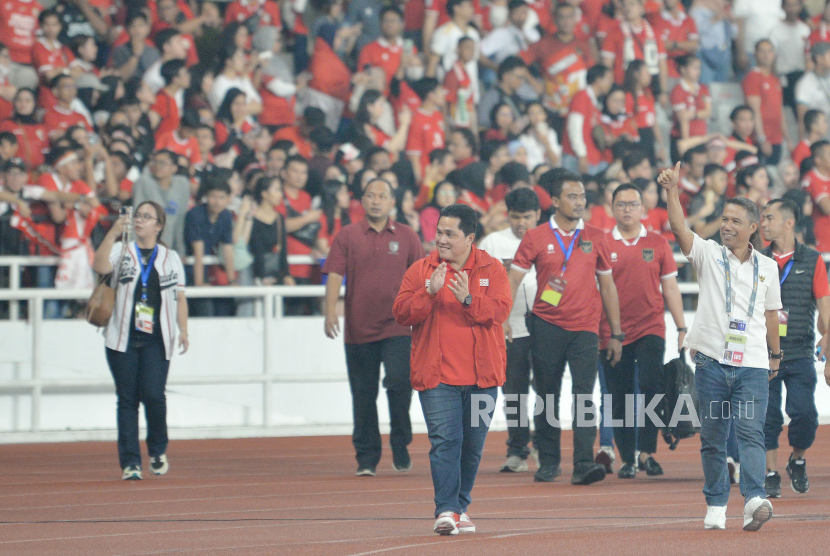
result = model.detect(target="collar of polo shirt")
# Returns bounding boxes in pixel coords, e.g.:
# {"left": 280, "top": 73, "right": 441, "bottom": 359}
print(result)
{"left": 611, "top": 224, "right": 647, "bottom": 246}
{"left": 549, "top": 216, "right": 584, "bottom": 236}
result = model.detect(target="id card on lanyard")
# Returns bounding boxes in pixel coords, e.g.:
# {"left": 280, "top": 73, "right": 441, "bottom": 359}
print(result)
{"left": 777, "top": 259, "right": 794, "bottom": 337}
{"left": 540, "top": 224, "right": 580, "bottom": 307}
{"left": 135, "top": 243, "right": 158, "bottom": 334}
{"left": 720, "top": 247, "right": 759, "bottom": 367}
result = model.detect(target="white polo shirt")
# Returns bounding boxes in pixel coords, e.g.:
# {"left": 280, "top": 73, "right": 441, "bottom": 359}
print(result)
{"left": 479, "top": 227, "right": 537, "bottom": 338}
{"left": 683, "top": 233, "right": 782, "bottom": 370}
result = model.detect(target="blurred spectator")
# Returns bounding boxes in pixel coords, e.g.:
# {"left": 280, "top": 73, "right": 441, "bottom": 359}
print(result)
{"left": 186, "top": 175, "right": 235, "bottom": 289}
{"left": 649, "top": 0, "right": 699, "bottom": 79}
{"left": 562, "top": 64, "right": 614, "bottom": 175}
{"left": 769, "top": 0, "right": 810, "bottom": 114}
{"left": 801, "top": 140, "right": 830, "bottom": 252}
{"left": 796, "top": 42, "right": 830, "bottom": 139}
{"left": 478, "top": 56, "right": 535, "bottom": 130}
{"left": 518, "top": 101, "right": 561, "bottom": 170}
{"left": 111, "top": 12, "right": 161, "bottom": 85}
{"left": 732, "top": 0, "right": 783, "bottom": 72}
{"left": 599, "top": 86, "right": 639, "bottom": 164}
{"left": 428, "top": 0, "right": 484, "bottom": 99}
{"left": 481, "top": 0, "right": 530, "bottom": 66}
{"left": 215, "top": 88, "right": 255, "bottom": 153}
{"left": 43, "top": 74, "right": 93, "bottom": 141}
{"left": 210, "top": 45, "right": 262, "bottom": 115}
{"left": 249, "top": 175, "right": 294, "bottom": 285}
{"left": 590, "top": 178, "right": 621, "bottom": 232}
{"left": 131, "top": 150, "right": 190, "bottom": 255}
{"left": 687, "top": 162, "right": 727, "bottom": 242}
{"left": 448, "top": 127, "right": 477, "bottom": 168}
{"left": 743, "top": 39, "right": 787, "bottom": 166}
{"left": 669, "top": 54, "right": 710, "bottom": 162}
{"left": 0, "top": 88, "right": 47, "bottom": 169}
{"left": 224, "top": 0, "right": 283, "bottom": 32}
{"left": 143, "top": 29, "right": 188, "bottom": 94}
{"left": 33, "top": 8, "right": 80, "bottom": 110}
{"left": 0, "top": 0, "right": 41, "bottom": 72}
{"left": 0, "top": 44, "right": 17, "bottom": 122}
{"left": 443, "top": 37, "right": 477, "bottom": 130}
{"left": 690, "top": 0, "right": 733, "bottom": 84}
{"left": 149, "top": 60, "right": 189, "bottom": 143}
{"left": 793, "top": 110, "right": 828, "bottom": 170}
{"left": 406, "top": 78, "right": 446, "bottom": 183}
{"left": 278, "top": 154, "right": 321, "bottom": 287}
{"left": 420, "top": 180, "right": 459, "bottom": 249}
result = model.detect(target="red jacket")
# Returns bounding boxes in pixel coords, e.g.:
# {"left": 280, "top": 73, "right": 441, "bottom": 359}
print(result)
{"left": 393, "top": 248, "right": 511, "bottom": 391}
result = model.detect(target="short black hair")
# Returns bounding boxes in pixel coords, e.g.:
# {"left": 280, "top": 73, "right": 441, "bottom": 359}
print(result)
{"left": 38, "top": 7, "right": 60, "bottom": 26}
{"left": 505, "top": 187, "right": 540, "bottom": 213}
{"left": 675, "top": 54, "right": 700, "bottom": 71}
{"left": 429, "top": 147, "right": 452, "bottom": 165}
{"left": 50, "top": 73, "right": 73, "bottom": 90}
{"left": 811, "top": 139, "right": 830, "bottom": 158}
{"left": 379, "top": 4, "right": 404, "bottom": 20}
{"left": 254, "top": 175, "right": 280, "bottom": 203}
{"left": 508, "top": 0, "right": 527, "bottom": 11}
{"left": 683, "top": 144, "right": 707, "bottom": 164}
{"left": 438, "top": 203, "right": 478, "bottom": 238}
{"left": 542, "top": 170, "right": 582, "bottom": 199}
{"left": 126, "top": 11, "right": 149, "bottom": 28}
{"left": 612, "top": 182, "right": 643, "bottom": 203}
{"left": 586, "top": 64, "right": 610, "bottom": 85}
{"left": 452, "top": 127, "right": 477, "bottom": 154}
{"left": 153, "top": 149, "right": 177, "bottom": 164}
{"left": 622, "top": 149, "right": 650, "bottom": 174}
{"left": 704, "top": 163, "right": 726, "bottom": 179}
{"left": 309, "top": 126, "right": 336, "bottom": 151}
{"left": 302, "top": 106, "right": 327, "bottom": 129}
{"left": 199, "top": 169, "right": 233, "bottom": 197}
{"left": 154, "top": 28, "right": 181, "bottom": 53}
{"left": 0, "top": 131, "right": 18, "bottom": 144}
{"left": 446, "top": 0, "right": 471, "bottom": 17}
{"left": 766, "top": 198, "right": 801, "bottom": 223}
{"left": 180, "top": 109, "right": 201, "bottom": 130}
{"left": 284, "top": 154, "right": 309, "bottom": 168}
{"left": 805, "top": 109, "right": 825, "bottom": 133}
{"left": 730, "top": 105, "right": 754, "bottom": 121}
{"left": 69, "top": 34, "right": 95, "bottom": 58}
{"left": 497, "top": 56, "right": 526, "bottom": 81}
{"left": 161, "top": 59, "right": 186, "bottom": 86}
{"left": 725, "top": 196, "right": 760, "bottom": 224}
{"left": 411, "top": 77, "right": 440, "bottom": 101}
{"left": 480, "top": 140, "right": 507, "bottom": 163}
{"left": 498, "top": 161, "right": 530, "bottom": 186}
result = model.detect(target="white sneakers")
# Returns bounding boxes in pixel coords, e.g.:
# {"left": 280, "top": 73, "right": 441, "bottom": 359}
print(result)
{"left": 704, "top": 498, "right": 774, "bottom": 531}
{"left": 743, "top": 497, "right": 773, "bottom": 531}
{"left": 704, "top": 505, "right": 727, "bottom": 530}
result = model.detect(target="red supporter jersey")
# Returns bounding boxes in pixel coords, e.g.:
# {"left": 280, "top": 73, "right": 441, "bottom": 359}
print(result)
{"left": 0, "top": 120, "right": 48, "bottom": 168}
{"left": 426, "top": 0, "right": 482, "bottom": 28}
{"left": 0, "top": 73, "right": 15, "bottom": 121}
{"left": 0, "top": 0, "right": 43, "bottom": 65}
{"left": 598, "top": 226, "right": 678, "bottom": 348}
{"left": 443, "top": 61, "right": 475, "bottom": 129}
{"left": 32, "top": 38, "right": 74, "bottom": 98}
{"left": 670, "top": 80, "right": 710, "bottom": 138}
{"left": 357, "top": 38, "right": 413, "bottom": 93}
{"left": 38, "top": 172, "right": 92, "bottom": 242}
{"left": 272, "top": 125, "right": 312, "bottom": 159}
{"left": 276, "top": 189, "right": 314, "bottom": 279}
{"left": 596, "top": 14, "right": 621, "bottom": 45}
{"left": 406, "top": 108, "right": 446, "bottom": 177}
{"left": 42, "top": 106, "right": 91, "bottom": 134}
{"left": 562, "top": 87, "right": 603, "bottom": 165}
{"left": 599, "top": 113, "right": 639, "bottom": 162}
{"left": 742, "top": 69, "right": 783, "bottom": 145}
{"left": 404, "top": 0, "right": 425, "bottom": 31}
{"left": 803, "top": 169, "right": 830, "bottom": 251}
{"left": 792, "top": 139, "right": 812, "bottom": 170}
{"left": 156, "top": 130, "right": 203, "bottom": 167}
{"left": 258, "top": 76, "right": 296, "bottom": 128}
{"left": 808, "top": 21, "right": 830, "bottom": 53}
{"left": 526, "top": 0, "right": 556, "bottom": 35}
{"left": 521, "top": 36, "right": 594, "bottom": 115}
{"left": 648, "top": 9, "right": 698, "bottom": 78}
{"left": 589, "top": 205, "right": 616, "bottom": 233}
{"left": 224, "top": 0, "right": 282, "bottom": 28}
{"left": 391, "top": 79, "right": 421, "bottom": 116}
{"left": 773, "top": 251, "right": 830, "bottom": 300}
{"left": 151, "top": 89, "right": 181, "bottom": 142}
{"left": 640, "top": 207, "right": 674, "bottom": 241}
{"left": 601, "top": 20, "right": 667, "bottom": 84}
{"left": 512, "top": 219, "right": 612, "bottom": 333}
{"left": 625, "top": 89, "right": 656, "bottom": 129}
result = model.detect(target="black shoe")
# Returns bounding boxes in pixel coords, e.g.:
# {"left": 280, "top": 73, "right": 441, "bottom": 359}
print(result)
{"left": 392, "top": 447, "right": 412, "bottom": 472}
{"left": 356, "top": 466, "right": 377, "bottom": 477}
{"left": 765, "top": 471, "right": 782, "bottom": 498}
{"left": 571, "top": 462, "right": 606, "bottom": 485}
{"left": 617, "top": 463, "right": 636, "bottom": 479}
{"left": 786, "top": 455, "right": 809, "bottom": 493}
{"left": 533, "top": 464, "right": 562, "bottom": 482}
{"left": 640, "top": 456, "right": 664, "bottom": 476}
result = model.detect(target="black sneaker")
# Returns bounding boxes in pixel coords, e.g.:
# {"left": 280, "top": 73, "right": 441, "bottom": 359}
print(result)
{"left": 392, "top": 447, "right": 412, "bottom": 472}
{"left": 765, "top": 471, "right": 782, "bottom": 498}
{"left": 617, "top": 463, "right": 636, "bottom": 479}
{"left": 356, "top": 466, "right": 377, "bottom": 477}
{"left": 786, "top": 456, "right": 809, "bottom": 493}
{"left": 571, "top": 462, "right": 606, "bottom": 485}
{"left": 640, "top": 456, "right": 664, "bottom": 476}
{"left": 149, "top": 454, "right": 169, "bottom": 475}
{"left": 533, "top": 464, "right": 562, "bottom": 482}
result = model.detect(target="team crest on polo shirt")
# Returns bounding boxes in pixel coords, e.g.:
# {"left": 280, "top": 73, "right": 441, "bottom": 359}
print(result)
{"left": 580, "top": 241, "right": 593, "bottom": 254}
{"left": 388, "top": 241, "right": 399, "bottom": 254}
{"left": 642, "top": 249, "right": 654, "bottom": 262}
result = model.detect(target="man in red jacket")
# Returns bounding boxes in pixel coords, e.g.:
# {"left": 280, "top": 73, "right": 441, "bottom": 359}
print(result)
{"left": 394, "top": 203, "right": 511, "bottom": 536}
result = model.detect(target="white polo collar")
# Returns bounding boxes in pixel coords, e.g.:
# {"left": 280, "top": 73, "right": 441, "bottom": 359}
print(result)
{"left": 549, "top": 216, "right": 584, "bottom": 236}
{"left": 611, "top": 224, "right": 647, "bottom": 246}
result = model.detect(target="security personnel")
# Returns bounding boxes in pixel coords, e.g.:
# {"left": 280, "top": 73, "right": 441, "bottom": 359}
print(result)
{"left": 760, "top": 198, "right": 830, "bottom": 497}
{"left": 509, "top": 171, "right": 624, "bottom": 486}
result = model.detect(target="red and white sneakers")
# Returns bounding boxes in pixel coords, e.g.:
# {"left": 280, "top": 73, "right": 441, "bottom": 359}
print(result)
{"left": 457, "top": 513, "right": 476, "bottom": 533}
{"left": 433, "top": 511, "right": 459, "bottom": 535}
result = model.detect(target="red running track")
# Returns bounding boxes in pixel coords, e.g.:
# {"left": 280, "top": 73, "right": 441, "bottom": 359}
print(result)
{"left": 1, "top": 429, "right": 829, "bottom": 555}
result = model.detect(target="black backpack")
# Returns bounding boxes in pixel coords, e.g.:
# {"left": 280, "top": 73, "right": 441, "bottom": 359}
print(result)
{"left": 661, "top": 349, "right": 700, "bottom": 450}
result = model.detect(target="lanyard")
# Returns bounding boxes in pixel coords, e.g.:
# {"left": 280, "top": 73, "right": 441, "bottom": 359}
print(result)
{"left": 779, "top": 259, "right": 795, "bottom": 286}
{"left": 722, "top": 247, "right": 759, "bottom": 319}
{"left": 136, "top": 243, "right": 158, "bottom": 302}
{"left": 551, "top": 223, "right": 581, "bottom": 276}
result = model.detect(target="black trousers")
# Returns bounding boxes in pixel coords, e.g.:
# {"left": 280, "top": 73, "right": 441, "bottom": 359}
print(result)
{"left": 105, "top": 334, "right": 170, "bottom": 469}
{"left": 344, "top": 336, "right": 413, "bottom": 468}
{"left": 604, "top": 335, "right": 666, "bottom": 465}
{"left": 530, "top": 315, "right": 599, "bottom": 467}
{"left": 503, "top": 335, "right": 533, "bottom": 458}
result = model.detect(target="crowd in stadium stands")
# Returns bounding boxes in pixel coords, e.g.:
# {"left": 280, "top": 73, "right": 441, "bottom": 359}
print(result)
{"left": 2, "top": 0, "right": 830, "bottom": 318}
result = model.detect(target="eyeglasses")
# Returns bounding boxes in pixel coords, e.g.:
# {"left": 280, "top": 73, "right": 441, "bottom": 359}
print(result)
{"left": 614, "top": 201, "right": 642, "bottom": 211}
{"left": 133, "top": 212, "right": 158, "bottom": 222}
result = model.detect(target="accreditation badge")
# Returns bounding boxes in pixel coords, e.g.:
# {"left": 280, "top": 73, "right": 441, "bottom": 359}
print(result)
{"left": 721, "top": 318, "right": 748, "bottom": 367}
{"left": 540, "top": 277, "right": 567, "bottom": 307}
{"left": 135, "top": 302, "right": 154, "bottom": 334}
{"left": 778, "top": 309, "right": 789, "bottom": 337}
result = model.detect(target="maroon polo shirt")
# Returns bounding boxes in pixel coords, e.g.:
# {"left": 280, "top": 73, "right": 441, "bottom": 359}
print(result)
{"left": 323, "top": 218, "right": 425, "bottom": 344}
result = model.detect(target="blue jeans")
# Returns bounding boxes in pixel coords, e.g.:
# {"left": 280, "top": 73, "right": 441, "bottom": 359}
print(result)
{"left": 419, "top": 384, "right": 497, "bottom": 517}
{"left": 694, "top": 353, "right": 769, "bottom": 506}
{"left": 764, "top": 357, "right": 819, "bottom": 452}
{"left": 36, "top": 265, "right": 61, "bottom": 319}
{"left": 699, "top": 47, "right": 731, "bottom": 84}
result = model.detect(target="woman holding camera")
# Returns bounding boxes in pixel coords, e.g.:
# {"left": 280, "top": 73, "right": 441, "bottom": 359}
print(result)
{"left": 92, "top": 201, "right": 189, "bottom": 480}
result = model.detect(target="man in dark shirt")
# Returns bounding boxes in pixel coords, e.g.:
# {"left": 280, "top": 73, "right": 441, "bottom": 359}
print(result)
{"left": 687, "top": 164, "right": 727, "bottom": 243}
{"left": 323, "top": 178, "right": 424, "bottom": 476}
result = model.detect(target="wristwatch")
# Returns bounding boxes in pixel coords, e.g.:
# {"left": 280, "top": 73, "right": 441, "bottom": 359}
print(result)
{"left": 611, "top": 332, "right": 626, "bottom": 342}
{"left": 463, "top": 294, "right": 473, "bottom": 306}
{"left": 770, "top": 350, "right": 784, "bottom": 360}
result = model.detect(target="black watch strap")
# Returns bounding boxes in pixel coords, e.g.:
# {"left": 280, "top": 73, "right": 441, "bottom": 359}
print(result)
{"left": 463, "top": 294, "right": 472, "bottom": 306}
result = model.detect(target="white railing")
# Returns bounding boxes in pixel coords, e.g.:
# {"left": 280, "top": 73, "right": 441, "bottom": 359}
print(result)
{"left": 0, "top": 285, "right": 343, "bottom": 437}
